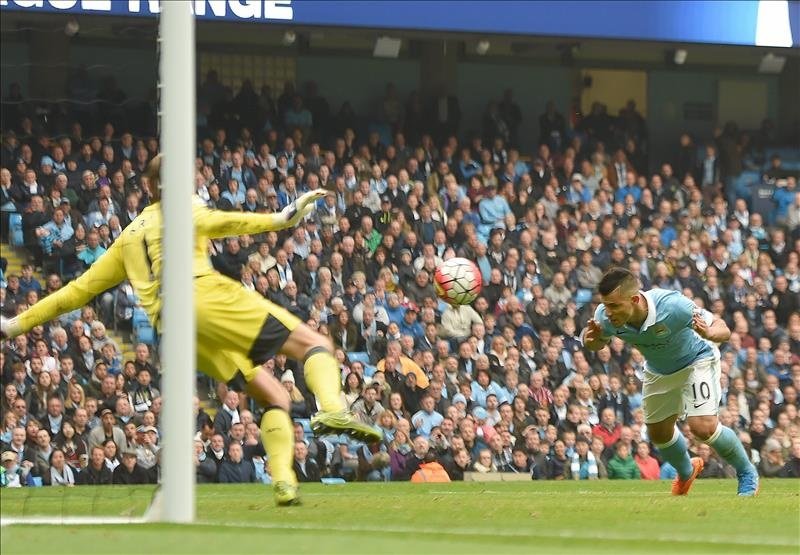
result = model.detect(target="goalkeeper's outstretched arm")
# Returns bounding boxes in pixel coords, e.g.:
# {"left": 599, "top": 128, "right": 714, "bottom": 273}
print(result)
{"left": 2, "top": 242, "right": 127, "bottom": 338}
{"left": 195, "top": 189, "right": 325, "bottom": 239}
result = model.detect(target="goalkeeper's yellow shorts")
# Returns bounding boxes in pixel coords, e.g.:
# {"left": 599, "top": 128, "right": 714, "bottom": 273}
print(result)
{"left": 193, "top": 273, "right": 301, "bottom": 383}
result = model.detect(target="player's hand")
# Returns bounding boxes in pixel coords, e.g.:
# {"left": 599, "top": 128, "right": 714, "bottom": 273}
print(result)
{"left": 280, "top": 189, "right": 326, "bottom": 227}
{"left": 583, "top": 319, "right": 603, "bottom": 344}
{"left": 692, "top": 313, "right": 710, "bottom": 339}
{"left": 0, "top": 316, "right": 21, "bottom": 340}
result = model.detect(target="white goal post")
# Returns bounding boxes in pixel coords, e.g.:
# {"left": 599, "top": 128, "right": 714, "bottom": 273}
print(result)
{"left": 156, "top": 0, "right": 197, "bottom": 524}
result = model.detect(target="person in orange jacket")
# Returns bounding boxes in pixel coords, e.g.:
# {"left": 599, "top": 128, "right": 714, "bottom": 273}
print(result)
{"left": 410, "top": 450, "right": 451, "bottom": 483}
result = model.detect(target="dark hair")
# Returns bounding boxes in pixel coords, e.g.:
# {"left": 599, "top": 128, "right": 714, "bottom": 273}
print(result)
{"left": 598, "top": 267, "right": 636, "bottom": 296}
{"left": 423, "top": 448, "right": 438, "bottom": 464}
{"left": 142, "top": 154, "right": 162, "bottom": 202}
{"left": 48, "top": 448, "right": 65, "bottom": 465}
{"left": 198, "top": 414, "right": 213, "bottom": 430}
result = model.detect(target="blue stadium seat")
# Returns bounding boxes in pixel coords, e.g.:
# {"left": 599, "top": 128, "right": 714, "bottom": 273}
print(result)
{"left": 132, "top": 307, "right": 149, "bottom": 330}
{"left": 136, "top": 325, "right": 156, "bottom": 345}
{"left": 740, "top": 170, "right": 761, "bottom": 183}
{"left": 363, "top": 364, "right": 377, "bottom": 378}
{"left": 9, "top": 213, "right": 23, "bottom": 247}
{"left": 576, "top": 288, "right": 593, "bottom": 307}
{"left": 731, "top": 171, "right": 761, "bottom": 202}
{"left": 296, "top": 418, "right": 312, "bottom": 435}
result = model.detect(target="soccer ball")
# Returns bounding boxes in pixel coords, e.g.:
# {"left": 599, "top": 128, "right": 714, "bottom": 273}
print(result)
{"left": 434, "top": 257, "right": 482, "bottom": 306}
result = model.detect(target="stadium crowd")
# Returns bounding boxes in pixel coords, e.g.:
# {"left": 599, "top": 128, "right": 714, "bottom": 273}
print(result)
{"left": 1, "top": 71, "right": 799, "bottom": 489}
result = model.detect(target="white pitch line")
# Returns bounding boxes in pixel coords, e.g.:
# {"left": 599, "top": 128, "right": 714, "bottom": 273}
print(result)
{"left": 0, "top": 516, "right": 146, "bottom": 527}
{"left": 194, "top": 489, "right": 791, "bottom": 499}
{"left": 205, "top": 520, "right": 799, "bottom": 548}
{"left": 1, "top": 516, "right": 796, "bottom": 548}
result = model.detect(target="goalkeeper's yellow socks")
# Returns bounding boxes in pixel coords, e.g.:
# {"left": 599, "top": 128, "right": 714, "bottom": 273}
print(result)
{"left": 260, "top": 408, "right": 297, "bottom": 487}
{"left": 303, "top": 348, "right": 345, "bottom": 412}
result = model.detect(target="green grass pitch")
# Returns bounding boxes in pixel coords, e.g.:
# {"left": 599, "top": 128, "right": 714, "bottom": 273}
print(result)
{"left": 1, "top": 480, "right": 798, "bottom": 555}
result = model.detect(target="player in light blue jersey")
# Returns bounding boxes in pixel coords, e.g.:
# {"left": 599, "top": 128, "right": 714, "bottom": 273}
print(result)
{"left": 582, "top": 268, "right": 758, "bottom": 496}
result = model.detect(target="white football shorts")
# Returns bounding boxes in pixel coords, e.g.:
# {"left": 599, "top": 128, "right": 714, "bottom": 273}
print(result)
{"left": 641, "top": 356, "right": 721, "bottom": 424}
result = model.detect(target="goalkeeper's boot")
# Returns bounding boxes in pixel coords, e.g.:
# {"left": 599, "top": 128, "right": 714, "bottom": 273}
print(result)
{"left": 737, "top": 467, "right": 759, "bottom": 497}
{"left": 311, "top": 409, "right": 383, "bottom": 443}
{"left": 273, "top": 481, "right": 300, "bottom": 506}
{"left": 671, "top": 456, "right": 704, "bottom": 496}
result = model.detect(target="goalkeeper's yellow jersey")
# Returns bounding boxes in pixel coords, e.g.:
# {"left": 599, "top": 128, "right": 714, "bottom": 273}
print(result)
{"left": 16, "top": 197, "right": 289, "bottom": 334}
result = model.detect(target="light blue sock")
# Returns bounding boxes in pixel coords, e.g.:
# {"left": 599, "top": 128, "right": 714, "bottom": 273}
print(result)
{"left": 706, "top": 424, "right": 754, "bottom": 475}
{"left": 654, "top": 428, "right": 694, "bottom": 480}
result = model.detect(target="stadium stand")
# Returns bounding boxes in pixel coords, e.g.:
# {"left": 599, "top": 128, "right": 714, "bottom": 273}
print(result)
{"left": 1, "top": 72, "right": 799, "bottom": 491}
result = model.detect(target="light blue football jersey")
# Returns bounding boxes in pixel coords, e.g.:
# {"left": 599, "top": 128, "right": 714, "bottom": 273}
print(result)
{"left": 595, "top": 288, "right": 717, "bottom": 375}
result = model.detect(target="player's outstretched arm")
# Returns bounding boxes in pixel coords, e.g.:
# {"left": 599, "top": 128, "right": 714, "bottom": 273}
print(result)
{"left": 196, "top": 190, "right": 325, "bottom": 238}
{"left": 2, "top": 242, "right": 126, "bottom": 338}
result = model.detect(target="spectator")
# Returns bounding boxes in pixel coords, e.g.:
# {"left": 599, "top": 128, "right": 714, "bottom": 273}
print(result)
{"left": 130, "top": 369, "right": 159, "bottom": 415}
{"left": 280, "top": 370, "right": 310, "bottom": 419}
{"left": 293, "top": 441, "right": 321, "bottom": 483}
{"left": 136, "top": 426, "right": 160, "bottom": 480}
{"left": 780, "top": 440, "right": 800, "bottom": 478}
{"left": 53, "top": 420, "right": 86, "bottom": 471}
{"left": 471, "top": 369, "right": 507, "bottom": 408}
{"left": 350, "top": 383, "right": 384, "bottom": 426}
{"left": 194, "top": 439, "right": 218, "bottom": 484}
{"left": 633, "top": 442, "right": 660, "bottom": 480}
{"left": 410, "top": 394, "right": 443, "bottom": 438}
{"left": 78, "top": 446, "right": 112, "bottom": 485}
{"left": 546, "top": 440, "right": 568, "bottom": 479}
{"left": 1, "top": 449, "right": 34, "bottom": 487}
{"left": 113, "top": 446, "right": 151, "bottom": 484}
{"left": 607, "top": 441, "right": 641, "bottom": 480}
{"left": 205, "top": 433, "right": 226, "bottom": 477}
{"left": 410, "top": 449, "right": 451, "bottom": 483}
{"left": 76, "top": 229, "right": 106, "bottom": 268}
{"left": 103, "top": 439, "right": 120, "bottom": 472}
{"left": 30, "top": 428, "right": 53, "bottom": 483}
{"left": 565, "top": 438, "right": 599, "bottom": 480}
{"left": 219, "top": 442, "right": 256, "bottom": 483}
{"left": 593, "top": 408, "right": 623, "bottom": 451}
{"left": 758, "top": 438, "right": 786, "bottom": 478}
{"left": 213, "top": 390, "right": 241, "bottom": 437}
{"left": 597, "top": 374, "right": 632, "bottom": 425}
{"left": 87, "top": 407, "right": 126, "bottom": 451}
{"left": 48, "top": 448, "right": 76, "bottom": 486}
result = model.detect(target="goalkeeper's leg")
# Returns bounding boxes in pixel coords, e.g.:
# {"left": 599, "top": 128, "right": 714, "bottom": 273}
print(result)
{"left": 198, "top": 347, "right": 299, "bottom": 506}
{"left": 242, "top": 369, "right": 299, "bottom": 505}
{"left": 194, "top": 277, "right": 381, "bottom": 444}
{"left": 279, "top": 324, "right": 382, "bottom": 443}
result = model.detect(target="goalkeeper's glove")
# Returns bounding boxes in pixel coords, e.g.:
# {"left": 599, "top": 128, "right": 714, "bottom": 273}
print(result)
{"left": 278, "top": 189, "right": 326, "bottom": 228}
{"left": 0, "top": 316, "right": 21, "bottom": 340}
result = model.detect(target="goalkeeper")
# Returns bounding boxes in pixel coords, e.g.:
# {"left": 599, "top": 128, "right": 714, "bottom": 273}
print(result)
{"left": 1, "top": 155, "right": 381, "bottom": 505}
